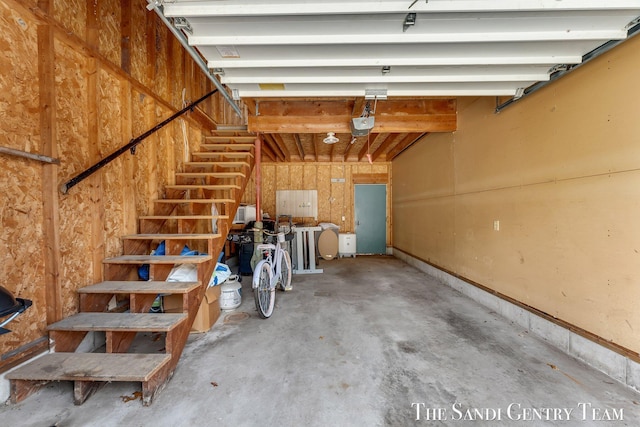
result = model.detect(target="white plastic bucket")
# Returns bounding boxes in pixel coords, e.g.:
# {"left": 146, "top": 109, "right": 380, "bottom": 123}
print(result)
{"left": 220, "top": 276, "right": 242, "bottom": 310}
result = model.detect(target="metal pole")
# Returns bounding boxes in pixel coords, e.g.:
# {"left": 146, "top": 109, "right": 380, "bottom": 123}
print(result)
{"left": 255, "top": 134, "right": 262, "bottom": 222}
{"left": 251, "top": 134, "right": 263, "bottom": 271}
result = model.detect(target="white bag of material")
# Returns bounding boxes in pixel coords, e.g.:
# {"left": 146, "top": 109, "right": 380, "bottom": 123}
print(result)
{"left": 208, "top": 262, "right": 231, "bottom": 287}
{"left": 167, "top": 264, "right": 198, "bottom": 282}
{"left": 211, "top": 204, "right": 219, "bottom": 234}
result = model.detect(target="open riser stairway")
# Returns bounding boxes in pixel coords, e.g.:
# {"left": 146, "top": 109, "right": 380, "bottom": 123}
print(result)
{"left": 7, "top": 132, "right": 255, "bottom": 406}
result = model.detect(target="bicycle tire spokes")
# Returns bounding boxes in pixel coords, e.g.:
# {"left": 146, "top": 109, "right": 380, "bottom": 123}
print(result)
{"left": 254, "top": 262, "right": 274, "bottom": 318}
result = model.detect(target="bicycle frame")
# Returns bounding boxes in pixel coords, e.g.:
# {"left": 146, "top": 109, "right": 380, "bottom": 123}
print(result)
{"left": 252, "top": 231, "right": 292, "bottom": 318}
{"left": 252, "top": 237, "right": 285, "bottom": 292}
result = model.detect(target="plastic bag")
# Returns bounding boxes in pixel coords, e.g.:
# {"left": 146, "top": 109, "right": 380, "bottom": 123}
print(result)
{"left": 211, "top": 204, "right": 219, "bottom": 234}
{"left": 138, "top": 242, "right": 200, "bottom": 280}
{"left": 167, "top": 264, "right": 198, "bottom": 282}
{"left": 208, "top": 262, "right": 231, "bottom": 287}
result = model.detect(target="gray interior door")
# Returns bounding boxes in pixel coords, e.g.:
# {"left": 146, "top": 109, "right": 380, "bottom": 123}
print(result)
{"left": 354, "top": 184, "right": 387, "bottom": 254}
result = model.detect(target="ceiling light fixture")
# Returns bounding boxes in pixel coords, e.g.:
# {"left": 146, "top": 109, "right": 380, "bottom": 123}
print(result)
{"left": 323, "top": 132, "right": 339, "bottom": 144}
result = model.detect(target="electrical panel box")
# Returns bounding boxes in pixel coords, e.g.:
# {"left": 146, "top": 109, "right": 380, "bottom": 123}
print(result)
{"left": 276, "top": 190, "right": 318, "bottom": 220}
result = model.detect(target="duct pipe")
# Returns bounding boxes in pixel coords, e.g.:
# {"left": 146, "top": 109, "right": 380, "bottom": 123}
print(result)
{"left": 146, "top": 1, "right": 243, "bottom": 119}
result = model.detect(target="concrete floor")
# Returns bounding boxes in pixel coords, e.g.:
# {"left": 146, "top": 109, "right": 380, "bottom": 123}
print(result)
{"left": 2, "top": 255, "right": 640, "bottom": 426}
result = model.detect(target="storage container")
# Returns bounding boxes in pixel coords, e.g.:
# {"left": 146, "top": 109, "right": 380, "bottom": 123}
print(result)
{"left": 220, "top": 276, "right": 242, "bottom": 310}
{"left": 339, "top": 233, "right": 356, "bottom": 258}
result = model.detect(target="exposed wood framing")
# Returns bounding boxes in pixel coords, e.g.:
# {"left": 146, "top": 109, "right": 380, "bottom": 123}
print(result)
{"left": 371, "top": 133, "right": 405, "bottom": 162}
{"left": 293, "top": 134, "right": 305, "bottom": 160}
{"left": 248, "top": 99, "right": 457, "bottom": 134}
{"left": 38, "top": 23, "right": 62, "bottom": 326}
{"left": 120, "top": 0, "right": 132, "bottom": 74}
{"left": 358, "top": 133, "right": 387, "bottom": 162}
{"left": 386, "top": 132, "right": 428, "bottom": 160}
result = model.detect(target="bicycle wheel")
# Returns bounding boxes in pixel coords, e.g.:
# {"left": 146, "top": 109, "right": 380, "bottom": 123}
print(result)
{"left": 279, "top": 250, "right": 292, "bottom": 291}
{"left": 254, "top": 261, "right": 275, "bottom": 318}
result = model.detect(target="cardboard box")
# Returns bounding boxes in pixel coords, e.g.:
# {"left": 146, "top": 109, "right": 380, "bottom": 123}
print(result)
{"left": 163, "top": 286, "right": 221, "bottom": 333}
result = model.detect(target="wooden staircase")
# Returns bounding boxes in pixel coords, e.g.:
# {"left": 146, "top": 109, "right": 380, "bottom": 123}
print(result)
{"left": 7, "top": 131, "right": 255, "bottom": 406}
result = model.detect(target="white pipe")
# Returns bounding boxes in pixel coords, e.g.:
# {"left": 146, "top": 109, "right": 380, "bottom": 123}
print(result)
{"left": 146, "top": 1, "right": 243, "bottom": 119}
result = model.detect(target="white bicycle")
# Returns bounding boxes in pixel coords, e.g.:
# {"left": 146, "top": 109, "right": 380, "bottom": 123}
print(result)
{"left": 253, "top": 231, "right": 292, "bottom": 318}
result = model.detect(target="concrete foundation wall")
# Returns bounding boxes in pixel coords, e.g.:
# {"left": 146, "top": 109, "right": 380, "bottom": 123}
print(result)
{"left": 392, "top": 34, "right": 640, "bottom": 354}
{"left": 394, "top": 249, "right": 640, "bottom": 393}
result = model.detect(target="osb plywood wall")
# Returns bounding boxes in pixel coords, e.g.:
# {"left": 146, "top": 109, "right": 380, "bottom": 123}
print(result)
{"left": 242, "top": 162, "right": 392, "bottom": 244}
{"left": 0, "top": 0, "right": 243, "bottom": 370}
{"left": 393, "top": 35, "right": 640, "bottom": 355}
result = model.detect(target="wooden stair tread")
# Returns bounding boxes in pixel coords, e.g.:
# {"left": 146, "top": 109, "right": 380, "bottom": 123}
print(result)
{"left": 175, "top": 172, "right": 245, "bottom": 178}
{"left": 192, "top": 152, "right": 253, "bottom": 158}
{"left": 78, "top": 280, "right": 201, "bottom": 294}
{"left": 103, "top": 254, "right": 212, "bottom": 265}
{"left": 165, "top": 184, "right": 241, "bottom": 190}
{"left": 6, "top": 353, "right": 170, "bottom": 382}
{"left": 139, "top": 215, "right": 229, "bottom": 220}
{"left": 199, "top": 144, "right": 254, "bottom": 151}
{"left": 184, "top": 161, "right": 249, "bottom": 167}
{"left": 204, "top": 137, "right": 255, "bottom": 143}
{"left": 154, "top": 198, "right": 235, "bottom": 204}
{"left": 122, "top": 233, "right": 222, "bottom": 240}
{"left": 48, "top": 312, "right": 187, "bottom": 332}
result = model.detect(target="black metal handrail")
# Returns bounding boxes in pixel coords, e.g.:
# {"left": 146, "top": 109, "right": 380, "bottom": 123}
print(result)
{"left": 60, "top": 89, "right": 218, "bottom": 194}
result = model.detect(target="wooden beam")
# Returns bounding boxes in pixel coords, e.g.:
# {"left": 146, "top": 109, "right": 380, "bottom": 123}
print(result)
{"left": 38, "top": 23, "right": 62, "bottom": 325}
{"left": 264, "top": 134, "right": 285, "bottom": 161}
{"left": 358, "top": 133, "right": 387, "bottom": 162}
{"left": 312, "top": 134, "right": 320, "bottom": 162}
{"left": 260, "top": 141, "right": 276, "bottom": 161}
{"left": 248, "top": 98, "right": 456, "bottom": 133}
{"left": 352, "top": 173, "right": 389, "bottom": 184}
{"left": 387, "top": 133, "right": 428, "bottom": 160}
{"left": 120, "top": 0, "right": 131, "bottom": 74}
{"left": 146, "top": 6, "right": 157, "bottom": 85}
{"left": 271, "top": 134, "right": 291, "bottom": 161}
{"left": 371, "top": 133, "right": 406, "bottom": 162}
{"left": 264, "top": 135, "right": 284, "bottom": 161}
{"left": 86, "top": 56, "right": 105, "bottom": 285}
{"left": 257, "top": 99, "right": 352, "bottom": 116}
{"left": 293, "top": 134, "right": 305, "bottom": 160}
{"left": 248, "top": 113, "right": 456, "bottom": 133}
{"left": 342, "top": 137, "right": 356, "bottom": 161}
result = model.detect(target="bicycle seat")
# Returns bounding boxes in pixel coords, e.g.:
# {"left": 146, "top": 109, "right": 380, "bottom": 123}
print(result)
{"left": 256, "top": 243, "right": 276, "bottom": 251}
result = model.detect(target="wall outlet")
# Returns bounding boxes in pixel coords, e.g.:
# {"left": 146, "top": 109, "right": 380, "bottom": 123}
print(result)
{"left": 342, "top": 216, "right": 346, "bottom": 221}
{"left": 493, "top": 220, "right": 500, "bottom": 231}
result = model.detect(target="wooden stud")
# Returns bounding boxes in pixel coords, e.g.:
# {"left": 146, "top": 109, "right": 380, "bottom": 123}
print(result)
{"left": 105, "top": 331, "right": 138, "bottom": 353}
{"left": 79, "top": 294, "right": 113, "bottom": 312}
{"left": 10, "top": 380, "right": 49, "bottom": 404}
{"left": 120, "top": 0, "right": 132, "bottom": 74}
{"left": 74, "top": 381, "right": 104, "bottom": 405}
{"left": 38, "top": 23, "right": 62, "bottom": 325}
{"left": 386, "top": 132, "right": 428, "bottom": 160}
{"left": 49, "top": 331, "right": 87, "bottom": 353}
